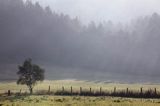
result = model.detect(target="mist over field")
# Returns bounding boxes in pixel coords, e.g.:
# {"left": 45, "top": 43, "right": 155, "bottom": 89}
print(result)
{"left": 1, "top": 0, "right": 160, "bottom": 83}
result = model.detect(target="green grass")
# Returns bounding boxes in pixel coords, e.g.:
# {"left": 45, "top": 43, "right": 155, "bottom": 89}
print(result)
{"left": 1, "top": 95, "right": 160, "bottom": 106}
{"left": 0, "top": 80, "right": 160, "bottom": 94}
{"left": 1, "top": 80, "right": 160, "bottom": 106}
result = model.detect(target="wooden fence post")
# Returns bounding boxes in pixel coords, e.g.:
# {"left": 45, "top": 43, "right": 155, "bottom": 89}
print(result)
{"left": 8, "top": 90, "right": 11, "bottom": 96}
{"left": 71, "top": 86, "right": 72, "bottom": 95}
{"left": 90, "top": 87, "right": 92, "bottom": 94}
{"left": 140, "top": 87, "right": 143, "bottom": 94}
{"left": 114, "top": 87, "right": 116, "bottom": 93}
{"left": 48, "top": 85, "right": 50, "bottom": 93}
{"left": 100, "top": 87, "right": 102, "bottom": 94}
{"left": 80, "top": 87, "right": 82, "bottom": 94}
{"left": 155, "top": 88, "right": 157, "bottom": 95}
{"left": 62, "top": 86, "right": 64, "bottom": 95}
{"left": 126, "top": 88, "right": 129, "bottom": 94}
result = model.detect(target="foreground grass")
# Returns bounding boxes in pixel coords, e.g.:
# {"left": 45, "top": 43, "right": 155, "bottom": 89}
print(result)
{"left": 1, "top": 80, "right": 160, "bottom": 105}
{"left": 1, "top": 95, "right": 160, "bottom": 106}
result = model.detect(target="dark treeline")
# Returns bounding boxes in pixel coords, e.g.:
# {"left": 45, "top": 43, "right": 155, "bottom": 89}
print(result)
{"left": 1, "top": 0, "right": 160, "bottom": 82}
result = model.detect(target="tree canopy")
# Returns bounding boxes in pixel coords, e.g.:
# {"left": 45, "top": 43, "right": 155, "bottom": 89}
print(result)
{"left": 17, "top": 58, "right": 45, "bottom": 94}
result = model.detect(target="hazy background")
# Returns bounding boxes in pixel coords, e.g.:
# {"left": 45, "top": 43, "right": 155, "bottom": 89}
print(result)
{"left": 30, "top": 0, "right": 160, "bottom": 24}
{"left": 1, "top": 0, "right": 160, "bottom": 83}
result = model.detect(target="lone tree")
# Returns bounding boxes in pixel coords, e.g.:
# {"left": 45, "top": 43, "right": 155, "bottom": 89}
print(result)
{"left": 17, "top": 58, "right": 45, "bottom": 94}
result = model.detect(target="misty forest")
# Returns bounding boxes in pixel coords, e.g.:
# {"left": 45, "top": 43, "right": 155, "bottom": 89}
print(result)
{"left": 1, "top": 0, "right": 160, "bottom": 83}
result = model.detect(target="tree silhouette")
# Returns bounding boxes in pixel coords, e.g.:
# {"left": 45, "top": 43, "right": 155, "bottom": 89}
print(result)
{"left": 17, "top": 58, "right": 45, "bottom": 94}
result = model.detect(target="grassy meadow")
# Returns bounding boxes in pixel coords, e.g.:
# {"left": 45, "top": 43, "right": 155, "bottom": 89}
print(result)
{"left": 1, "top": 95, "right": 160, "bottom": 106}
{"left": 1, "top": 80, "right": 160, "bottom": 94}
{"left": 1, "top": 80, "right": 160, "bottom": 106}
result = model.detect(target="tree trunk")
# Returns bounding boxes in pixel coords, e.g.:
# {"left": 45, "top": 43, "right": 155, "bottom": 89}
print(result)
{"left": 30, "top": 88, "right": 33, "bottom": 94}
{"left": 29, "top": 86, "right": 33, "bottom": 94}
